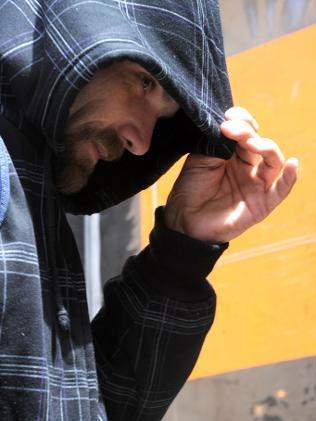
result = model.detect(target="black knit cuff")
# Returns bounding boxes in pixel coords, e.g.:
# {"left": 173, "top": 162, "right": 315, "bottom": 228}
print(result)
{"left": 134, "top": 207, "right": 228, "bottom": 302}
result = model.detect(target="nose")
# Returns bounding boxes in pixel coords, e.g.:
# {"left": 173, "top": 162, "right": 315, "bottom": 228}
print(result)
{"left": 118, "top": 119, "right": 155, "bottom": 156}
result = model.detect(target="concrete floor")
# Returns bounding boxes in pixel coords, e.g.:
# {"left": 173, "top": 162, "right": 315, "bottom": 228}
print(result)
{"left": 164, "top": 356, "right": 316, "bottom": 421}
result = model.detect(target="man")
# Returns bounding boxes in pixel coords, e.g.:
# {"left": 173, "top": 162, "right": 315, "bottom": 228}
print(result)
{"left": 0, "top": 1, "right": 297, "bottom": 420}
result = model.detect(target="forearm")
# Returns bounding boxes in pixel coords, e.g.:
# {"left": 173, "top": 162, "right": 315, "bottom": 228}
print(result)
{"left": 92, "top": 207, "right": 228, "bottom": 420}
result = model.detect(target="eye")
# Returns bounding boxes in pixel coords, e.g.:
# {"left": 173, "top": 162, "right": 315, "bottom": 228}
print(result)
{"left": 139, "top": 73, "right": 153, "bottom": 91}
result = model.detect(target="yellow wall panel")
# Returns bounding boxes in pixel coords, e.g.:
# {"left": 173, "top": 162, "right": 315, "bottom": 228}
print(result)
{"left": 140, "top": 24, "right": 316, "bottom": 379}
{"left": 192, "top": 244, "right": 316, "bottom": 379}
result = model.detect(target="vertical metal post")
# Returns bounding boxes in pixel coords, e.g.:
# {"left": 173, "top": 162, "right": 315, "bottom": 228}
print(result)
{"left": 84, "top": 214, "right": 103, "bottom": 319}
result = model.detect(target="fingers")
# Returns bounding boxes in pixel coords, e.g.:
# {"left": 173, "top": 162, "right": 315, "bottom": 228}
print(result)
{"left": 222, "top": 117, "right": 286, "bottom": 187}
{"left": 221, "top": 119, "right": 262, "bottom": 167}
{"left": 245, "top": 137, "right": 285, "bottom": 188}
{"left": 224, "top": 106, "right": 259, "bottom": 132}
{"left": 221, "top": 106, "right": 260, "bottom": 142}
{"left": 221, "top": 119, "right": 258, "bottom": 142}
{"left": 235, "top": 142, "right": 261, "bottom": 167}
{"left": 222, "top": 107, "right": 297, "bottom": 191}
{"left": 267, "top": 158, "right": 299, "bottom": 209}
{"left": 221, "top": 108, "right": 261, "bottom": 167}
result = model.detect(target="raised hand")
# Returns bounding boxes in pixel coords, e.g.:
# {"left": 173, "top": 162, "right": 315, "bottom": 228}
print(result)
{"left": 164, "top": 107, "right": 298, "bottom": 243}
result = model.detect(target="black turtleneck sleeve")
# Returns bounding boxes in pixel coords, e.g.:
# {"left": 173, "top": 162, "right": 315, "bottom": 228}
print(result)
{"left": 92, "top": 206, "right": 228, "bottom": 421}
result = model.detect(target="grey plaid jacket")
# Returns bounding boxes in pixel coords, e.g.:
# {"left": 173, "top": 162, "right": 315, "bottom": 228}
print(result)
{"left": 0, "top": 1, "right": 233, "bottom": 420}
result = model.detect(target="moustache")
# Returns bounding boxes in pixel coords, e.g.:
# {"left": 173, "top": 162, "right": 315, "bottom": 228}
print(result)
{"left": 65, "top": 124, "right": 125, "bottom": 162}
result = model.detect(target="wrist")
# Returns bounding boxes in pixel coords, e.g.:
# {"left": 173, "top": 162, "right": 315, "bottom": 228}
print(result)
{"left": 164, "top": 205, "right": 186, "bottom": 235}
{"left": 164, "top": 205, "right": 229, "bottom": 244}
{"left": 133, "top": 206, "right": 229, "bottom": 302}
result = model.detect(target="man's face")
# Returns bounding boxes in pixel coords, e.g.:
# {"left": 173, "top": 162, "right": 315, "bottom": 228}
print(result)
{"left": 58, "top": 60, "right": 180, "bottom": 194}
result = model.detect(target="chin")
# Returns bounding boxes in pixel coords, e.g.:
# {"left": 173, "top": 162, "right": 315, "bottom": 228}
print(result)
{"left": 57, "top": 164, "right": 91, "bottom": 195}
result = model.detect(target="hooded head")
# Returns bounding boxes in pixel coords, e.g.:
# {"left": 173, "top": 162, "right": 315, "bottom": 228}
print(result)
{"left": 0, "top": 0, "right": 235, "bottom": 214}
{"left": 57, "top": 59, "right": 181, "bottom": 194}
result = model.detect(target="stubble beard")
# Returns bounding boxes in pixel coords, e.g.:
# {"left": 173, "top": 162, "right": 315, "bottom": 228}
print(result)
{"left": 57, "top": 124, "right": 125, "bottom": 194}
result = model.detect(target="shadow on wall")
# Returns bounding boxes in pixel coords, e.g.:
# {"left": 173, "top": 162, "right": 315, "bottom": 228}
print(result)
{"left": 220, "top": 0, "right": 316, "bottom": 55}
{"left": 244, "top": 0, "right": 311, "bottom": 36}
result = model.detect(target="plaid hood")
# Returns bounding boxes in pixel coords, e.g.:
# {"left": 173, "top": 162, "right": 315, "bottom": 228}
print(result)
{"left": 0, "top": 3, "right": 230, "bottom": 419}
{"left": 0, "top": 0, "right": 234, "bottom": 214}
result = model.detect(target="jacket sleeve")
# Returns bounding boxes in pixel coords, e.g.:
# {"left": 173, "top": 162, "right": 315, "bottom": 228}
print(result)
{"left": 91, "top": 207, "right": 228, "bottom": 421}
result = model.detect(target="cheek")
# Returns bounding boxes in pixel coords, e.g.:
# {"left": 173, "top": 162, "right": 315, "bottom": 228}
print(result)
{"left": 68, "top": 141, "right": 96, "bottom": 168}
{"left": 80, "top": 142, "right": 98, "bottom": 164}
{"left": 68, "top": 82, "right": 142, "bottom": 133}
{"left": 90, "top": 98, "right": 127, "bottom": 123}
